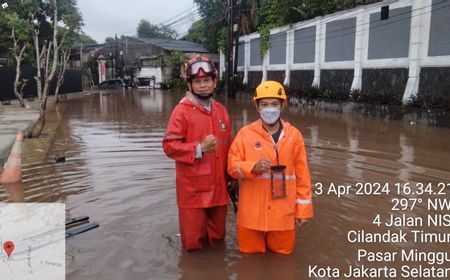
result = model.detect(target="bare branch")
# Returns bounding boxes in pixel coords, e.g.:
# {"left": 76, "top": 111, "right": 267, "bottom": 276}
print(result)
{"left": 58, "top": 29, "right": 68, "bottom": 50}
{"left": 45, "top": 40, "right": 52, "bottom": 74}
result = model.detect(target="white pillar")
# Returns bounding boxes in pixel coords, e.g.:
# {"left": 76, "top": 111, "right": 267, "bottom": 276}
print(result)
{"left": 351, "top": 8, "right": 367, "bottom": 92}
{"left": 284, "top": 29, "right": 294, "bottom": 86}
{"left": 97, "top": 58, "right": 106, "bottom": 83}
{"left": 403, "top": 0, "right": 430, "bottom": 103}
{"left": 219, "top": 50, "right": 225, "bottom": 81}
{"left": 262, "top": 49, "right": 268, "bottom": 83}
{"left": 243, "top": 35, "right": 250, "bottom": 84}
{"left": 312, "top": 17, "right": 323, "bottom": 87}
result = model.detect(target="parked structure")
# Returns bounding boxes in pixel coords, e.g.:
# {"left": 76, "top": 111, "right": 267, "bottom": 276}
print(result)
{"left": 222, "top": 0, "right": 450, "bottom": 103}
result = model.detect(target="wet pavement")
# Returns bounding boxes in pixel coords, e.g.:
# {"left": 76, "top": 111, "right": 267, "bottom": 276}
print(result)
{"left": 0, "top": 96, "right": 56, "bottom": 162}
{"left": 1, "top": 89, "right": 450, "bottom": 279}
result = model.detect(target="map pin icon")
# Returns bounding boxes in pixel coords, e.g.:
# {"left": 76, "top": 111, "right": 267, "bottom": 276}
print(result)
{"left": 3, "top": 241, "right": 15, "bottom": 257}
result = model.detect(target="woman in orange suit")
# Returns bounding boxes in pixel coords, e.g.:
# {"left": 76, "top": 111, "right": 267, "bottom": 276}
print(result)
{"left": 228, "top": 80, "right": 313, "bottom": 254}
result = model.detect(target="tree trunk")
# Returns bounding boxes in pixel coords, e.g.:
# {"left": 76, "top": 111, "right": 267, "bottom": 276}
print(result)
{"left": 55, "top": 50, "right": 69, "bottom": 103}
{"left": 29, "top": 0, "right": 59, "bottom": 138}
{"left": 12, "top": 28, "right": 27, "bottom": 107}
{"left": 13, "top": 62, "right": 25, "bottom": 107}
{"left": 28, "top": 113, "right": 46, "bottom": 139}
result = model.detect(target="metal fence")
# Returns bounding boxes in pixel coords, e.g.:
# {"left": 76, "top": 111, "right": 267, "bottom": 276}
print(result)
{"left": 0, "top": 66, "right": 82, "bottom": 101}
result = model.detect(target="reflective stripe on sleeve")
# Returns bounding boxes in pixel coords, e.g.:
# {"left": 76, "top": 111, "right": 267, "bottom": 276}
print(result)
{"left": 258, "top": 174, "right": 296, "bottom": 180}
{"left": 296, "top": 199, "right": 312, "bottom": 204}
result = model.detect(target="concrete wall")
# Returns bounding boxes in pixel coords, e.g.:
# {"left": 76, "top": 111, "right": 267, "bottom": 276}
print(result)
{"left": 325, "top": 17, "right": 356, "bottom": 62}
{"left": 428, "top": 0, "right": 450, "bottom": 56}
{"left": 294, "top": 27, "right": 316, "bottom": 63}
{"left": 225, "top": 0, "right": 450, "bottom": 102}
{"left": 269, "top": 32, "right": 287, "bottom": 65}
{"left": 368, "top": 7, "right": 411, "bottom": 59}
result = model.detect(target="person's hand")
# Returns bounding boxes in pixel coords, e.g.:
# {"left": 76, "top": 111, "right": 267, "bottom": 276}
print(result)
{"left": 296, "top": 218, "right": 309, "bottom": 228}
{"left": 201, "top": 135, "right": 217, "bottom": 153}
{"left": 251, "top": 158, "right": 272, "bottom": 174}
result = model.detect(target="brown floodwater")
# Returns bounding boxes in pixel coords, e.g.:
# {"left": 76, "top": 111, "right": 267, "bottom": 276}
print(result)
{"left": 1, "top": 89, "right": 449, "bottom": 279}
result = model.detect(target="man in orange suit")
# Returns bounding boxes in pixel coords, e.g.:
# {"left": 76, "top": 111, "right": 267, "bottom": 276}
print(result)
{"left": 228, "top": 80, "right": 313, "bottom": 254}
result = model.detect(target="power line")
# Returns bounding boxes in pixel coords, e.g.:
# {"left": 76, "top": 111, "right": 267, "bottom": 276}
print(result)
{"left": 103, "top": 7, "right": 200, "bottom": 42}
{"left": 233, "top": 1, "right": 450, "bottom": 52}
{"left": 158, "top": 5, "right": 197, "bottom": 25}
{"left": 160, "top": 7, "right": 199, "bottom": 27}
{"left": 162, "top": 9, "right": 200, "bottom": 29}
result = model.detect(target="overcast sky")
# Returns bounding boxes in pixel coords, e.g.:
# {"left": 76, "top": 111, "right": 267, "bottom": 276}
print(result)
{"left": 77, "top": 0, "right": 200, "bottom": 43}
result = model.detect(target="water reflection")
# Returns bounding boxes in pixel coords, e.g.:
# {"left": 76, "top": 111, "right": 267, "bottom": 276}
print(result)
{"left": 346, "top": 127, "right": 364, "bottom": 181}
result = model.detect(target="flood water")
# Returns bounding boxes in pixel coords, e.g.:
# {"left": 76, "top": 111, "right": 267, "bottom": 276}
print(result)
{"left": 1, "top": 89, "right": 450, "bottom": 279}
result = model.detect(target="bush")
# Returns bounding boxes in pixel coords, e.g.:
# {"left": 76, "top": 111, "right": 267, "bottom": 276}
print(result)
{"left": 359, "top": 89, "right": 402, "bottom": 106}
{"left": 408, "top": 91, "right": 450, "bottom": 110}
{"left": 167, "top": 78, "right": 187, "bottom": 91}
{"left": 350, "top": 89, "right": 361, "bottom": 102}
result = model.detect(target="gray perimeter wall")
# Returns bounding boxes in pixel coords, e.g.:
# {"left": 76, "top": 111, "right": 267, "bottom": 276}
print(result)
{"left": 428, "top": 0, "right": 450, "bottom": 56}
{"left": 368, "top": 7, "right": 411, "bottom": 59}
{"left": 269, "top": 32, "right": 287, "bottom": 64}
{"left": 250, "top": 39, "right": 262, "bottom": 66}
{"left": 238, "top": 41, "right": 245, "bottom": 66}
{"left": 325, "top": 17, "right": 356, "bottom": 62}
{"left": 294, "top": 26, "right": 316, "bottom": 63}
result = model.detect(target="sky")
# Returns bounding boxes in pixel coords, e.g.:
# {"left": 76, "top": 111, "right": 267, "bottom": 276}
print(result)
{"left": 77, "top": 0, "right": 200, "bottom": 44}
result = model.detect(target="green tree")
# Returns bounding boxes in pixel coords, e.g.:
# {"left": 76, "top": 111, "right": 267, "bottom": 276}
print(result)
{"left": 136, "top": 19, "right": 176, "bottom": 39}
{"left": 185, "top": 19, "right": 205, "bottom": 44}
{"left": 29, "top": 0, "right": 83, "bottom": 137}
{"left": 166, "top": 50, "right": 189, "bottom": 91}
{"left": 0, "top": 0, "right": 36, "bottom": 106}
{"left": 79, "top": 32, "right": 97, "bottom": 45}
{"left": 193, "top": 0, "right": 227, "bottom": 52}
{"left": 105, "top": 37, "right": 114, "bottom": 43}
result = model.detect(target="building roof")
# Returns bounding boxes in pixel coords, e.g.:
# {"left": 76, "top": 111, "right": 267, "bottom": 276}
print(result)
{"left": 136, "top": 37, "right": 208, "bottom": 53}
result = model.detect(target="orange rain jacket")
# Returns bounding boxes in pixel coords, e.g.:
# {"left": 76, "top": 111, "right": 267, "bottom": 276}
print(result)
{"left": 228, "top": 120, "right": 313, "bottom": 231}
{"left": 163, "top": 93, "right": 232, "bottom": 208}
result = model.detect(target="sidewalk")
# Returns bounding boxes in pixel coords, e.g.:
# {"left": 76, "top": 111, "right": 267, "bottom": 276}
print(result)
{"left": 0, "top": 96, "right": 56, "bottom": 163}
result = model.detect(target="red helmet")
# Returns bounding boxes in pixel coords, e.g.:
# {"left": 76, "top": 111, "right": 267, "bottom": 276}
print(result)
{"left": 183, "top": 55, "right": 217, "bottom": 81}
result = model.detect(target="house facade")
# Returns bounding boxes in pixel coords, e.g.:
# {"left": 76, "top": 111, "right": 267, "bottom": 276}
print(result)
{"left": 70, "top": 37, "right": 216, "bottom": 89}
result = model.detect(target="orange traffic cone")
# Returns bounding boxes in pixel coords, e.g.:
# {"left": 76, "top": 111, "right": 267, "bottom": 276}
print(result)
{"left": 0, "top": 131, "right": 24, "bottom": 184}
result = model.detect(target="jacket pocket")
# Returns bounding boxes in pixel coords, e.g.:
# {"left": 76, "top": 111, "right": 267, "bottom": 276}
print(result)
{"left": 184, "top": 162, "right": 211, "bottom": 176}
{"left": 183, "top": 162, "right": 213, "bottom": 193}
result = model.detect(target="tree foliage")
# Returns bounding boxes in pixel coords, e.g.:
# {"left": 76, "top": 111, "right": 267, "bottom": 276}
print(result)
{"left": 79, "top": 33, "right": 97, "bottom": 45}
{"left": 166, "top": 50, "right": 189, "bottom": 91}
{"left": 136, "top": 19, "right": 176, "bottom": 39}
{"left": 105, "top": 37, "right": 115, "bottom": 43}
{"left": 193, "top": 0, "right": 227, "bottom": 52}
{"left": 185, "top": 19, "right": 205, "bottom": 44}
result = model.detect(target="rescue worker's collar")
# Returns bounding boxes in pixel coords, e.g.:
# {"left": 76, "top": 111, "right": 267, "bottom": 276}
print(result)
{"left": 253, "top": 119, "right": 287, "bottom": 138}
{"left": 181, "top": 92, "right": 214, "bottom": 113}
{"left": 259, "top": 119, "right": 285, "bottom": 130}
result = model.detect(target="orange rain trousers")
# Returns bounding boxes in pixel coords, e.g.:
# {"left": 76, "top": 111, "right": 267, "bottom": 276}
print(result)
{"left": 237, "top": 225, "right": 295, "bottom": 254}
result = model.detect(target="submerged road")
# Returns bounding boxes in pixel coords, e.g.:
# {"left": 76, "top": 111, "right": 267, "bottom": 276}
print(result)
{"left": 1, "top": 89, "right": 449, "bottom": 279}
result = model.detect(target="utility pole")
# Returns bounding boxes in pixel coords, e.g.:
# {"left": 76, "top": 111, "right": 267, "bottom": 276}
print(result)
{"left": 115, "top": 34, "right": 119, "bottom": 78}
{"left": 226, "top": 0, "right": 233, "bottom": 99}
{"left": 231, "top": 0, "right": 242, "bottom": 99}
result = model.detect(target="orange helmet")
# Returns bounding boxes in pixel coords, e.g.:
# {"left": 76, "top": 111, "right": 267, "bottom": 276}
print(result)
{"left": 184, "top": 55, "right": 218, "bottom": 81}
{"left": 254, "top": 81, "right": 287, "bottom": 101}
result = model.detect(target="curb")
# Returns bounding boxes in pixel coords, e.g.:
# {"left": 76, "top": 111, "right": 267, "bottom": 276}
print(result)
{"left": 0, "top": 96, "right": 58, "bottom": 166}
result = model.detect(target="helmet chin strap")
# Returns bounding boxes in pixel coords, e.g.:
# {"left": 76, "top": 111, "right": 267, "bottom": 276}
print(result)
{"left": 193, "top": 92, "right": 213, "bottom": 100}
{"left": 190, "top": 85, "right": 213, "bottom": 100}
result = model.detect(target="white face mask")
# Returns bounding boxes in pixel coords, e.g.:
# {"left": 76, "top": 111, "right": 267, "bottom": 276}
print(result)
{"left": 260, "top": 107, "right": 281, "bottom": 125}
